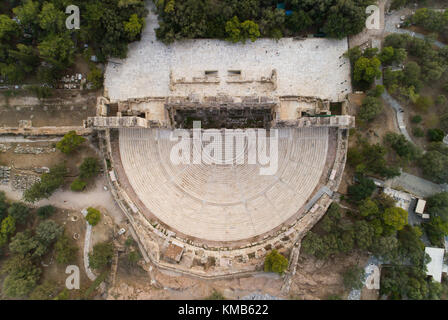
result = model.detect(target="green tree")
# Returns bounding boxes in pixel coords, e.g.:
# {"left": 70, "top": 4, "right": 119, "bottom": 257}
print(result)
{"left": 342, "top": 266, "right": 365, "bottom": 290}
{"left": 419, "top": 143, "right": 448, "bottom": 184}
{"left": 9, "top": 231, "right": 42, "bottom": 257}
{"left": 427, "top": 129, "right": 445, "bottom": 142}
{"left": 70, "top": 178, "right": 87, "bottom": 192}
{"left": 35, "top": 220, "right": 63, "bottom": 247}
{"left": 367, "top": 85, "right": 385, "bottom": 98}
{"left": 85, "top": 207, "right": 101, "bottom": 226}
{"left": 79, "top": 157, "right": 100, "bottom": 180}
{"left": 124, "top": 14, "right": 144, "bottom": 40}
{"left": 371, "top": 236, "right": 399, "bottom": 261}
{"left": 89, "top": 242, "right": 114, "bottom": 270}
{"left": 354, "top": 220, "right": 375, "bottom": 250}
{"left": 426, "top": 192, "right": 448, "bottom": 221}
{"left": 423, "top": 216, "right": 448, "bottom": 247}
{"left": 359, "top": 198, "right": 379, "bottom": 217}
{"left": 383, "top": 207, "right": 408, "bottom": 231}
{"left": 55, "top": 233, "right": 78, "bottom": 264}
{"left": 1, "top": 254, "right": 41, "bottom": 298}
{"left": 0, "top": 216, "right": 16, "bottom": 247}
{"left": 225, "top": 16, "right": 260, "bottom": 43}
{"left": 384, "top": 132, "right": 421, "bottom": 162}
{"left": 0, "top": 15, "right": 19, "bottom": 42}
{"left": 264, "top": 249, "right": 288, "bottom": 275}
{"left": 56, "top": 131, "right": 86, "bottom": 154}
{"left": 411, "top": 115, "right": 422, "bottom": 124}
{"left": 36, "top": 205, "right": 55, "bottom": 219}
{"left": 0, "top": 191, "right": 8, "bottom": 221}
{"left": 38, "top": 34, "right": 75, "bottom": 67}
{"left": 379, "top": 46, "right": 395, "bottom": 65}
{"left": 322, "top": 1, "right": 366, "bottom": 39}
{"left": 353, "top": 56, "right": 381, "bottom": 88}
{"left": 23, "top": 163, "right": 67, "bottom": 203}
{"left": 12, "top": 0, "right": 40, "bottom": 30}
{"left": 30, "top": 281, "right": 59, "bottom": 300}
{"left": 302, "top": 231, "right": 329, "bottom": 259}
{"left": 38, "top": 2, "right": 66, "bottom": 33}
{"left": 87, "top": 67, "right": 104, "bottom": 90}
{"left": 403, "top": 62, "right": 421, "bottom": 89}
{"left": 358, "top": 97, "right": 383, "bottom": 122}
{"left": 348, "top": 176, "right": 376, "bottom": 202}
{"left": 415, "top": 96, "right": 433, "bottom": 112}
{"left": 8, "top": 202, "right": 30, "bottom": 225}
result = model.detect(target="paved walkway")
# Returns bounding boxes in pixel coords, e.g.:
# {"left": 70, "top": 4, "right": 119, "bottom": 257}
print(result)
{"left": 385, "top": 9, "right": 446, "bottom": 49}
{"left": 81, "top": 209, "right": 97, "bottom": 281}
{"left": 386, "top": 172, "right": 446, "bottom": 198}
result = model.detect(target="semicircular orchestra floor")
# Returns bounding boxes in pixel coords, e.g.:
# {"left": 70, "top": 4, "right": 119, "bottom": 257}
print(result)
{"left": 117, "top": 127, "right": 332, "bottom": 242}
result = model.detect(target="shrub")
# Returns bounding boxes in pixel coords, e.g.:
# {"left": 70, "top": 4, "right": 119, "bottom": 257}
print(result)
{"left": 127, "top": 250, "right": 141, "bottom": 266}
{"left": 348, "top": 176, "right": 376, "bottom": 202}
{"left": 427, "top": 129, "right": 445, "bottom": 142}
{"left": 36, "top": 205, "right": 55, "bottom": 219}
{"left": 30, "top": 281, "right": 59, "bottom": 300}
{"left": 415, "top": 96, "right": 434, "bottom": 112}
{"left": 55, "top": 234, "right": 78, "bottom": 264}
{"left": 70, "top": 179, "right": 86, "bottom": 192}
{"left": 0, "top": 216, "right": 16, "bottom": 247}
{"left": 343, "top": 266, "right": 365, "bottom": 290}
{"left": 413, "top": 127, "right": 424, "bottom": 137}
{"left": 1, "top": 255, "right": 41, "bottom": 298}
{"left": 36, "top": 220, "right": 63, "bottom": 247}
{"left": 23, "top": 164, "right": 67, "bottom": 203}
{"left": 441, "top": 114, "right": 448, "bottom": 133}
{"left": 79, "top": 157, "right": 99, "bottom": 180}
{"left": 56, "top": 131, "right": 86, "bottom": 154}
{"left": 358, "top": 97, "right": 383, "bottom": 122}
{"left": 368, "top": 85, "right": 385, "bottom": 97}
{"left": 85, "top": 207, "right": 101, "bottom": 226}
{"left": 87, "top": 67, "right": 104, "bottom": 90}
{"left": 411, "top": 115, "right": 422, "bottom": 124}
{"left": 264, "top": 249, "right": 288, "bottom": 274}
{"left": 88, "top": 242, "right": 114, "bottom": 270}
{"left": 206, "top": 290, "right": 225, "bottom": 300}
{"left": 7, "top": 202, "right": 30, "bottom": 225}
{"left": 0, "top": 191, "right": 8, "bottom": 221}
{"left": 436, "top": 95, "right": 447, "bottom": 106}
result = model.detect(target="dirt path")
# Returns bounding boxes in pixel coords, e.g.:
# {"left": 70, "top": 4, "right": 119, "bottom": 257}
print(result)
{"left": 0, "top": 175, "right": 125, "bottom": 225}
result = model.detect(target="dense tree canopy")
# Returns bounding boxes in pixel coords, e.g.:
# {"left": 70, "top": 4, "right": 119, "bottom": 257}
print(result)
{"left": 419, "top": 143, "right": 448, "bottom": 184}
{"left": 0, "top": 0, "right": 148, "bottom": 84}
{"left": 154, "top": 0, "right": 374, "bottom": 43}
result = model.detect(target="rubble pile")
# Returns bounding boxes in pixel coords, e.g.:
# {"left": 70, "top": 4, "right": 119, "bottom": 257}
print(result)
{"left": 0, "top": 144, "right": 12, "bottom": 153}
{"left": 0, "top": 166, "right": 11, "bottom": 185}
{"left": 12, "top": 174, "right": 40, "bottom": 190}
{"left": 14, "top": 144, "right": 56, "bottom": 154}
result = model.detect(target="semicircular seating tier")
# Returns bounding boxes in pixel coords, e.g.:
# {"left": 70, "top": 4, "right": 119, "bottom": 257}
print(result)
{"left": 117, "top": 127, "right": 331, "bottom": 242}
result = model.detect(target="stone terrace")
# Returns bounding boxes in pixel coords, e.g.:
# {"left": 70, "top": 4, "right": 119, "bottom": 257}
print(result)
{"left": 104, "top": 2, "right": 351, "bottom": 103}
